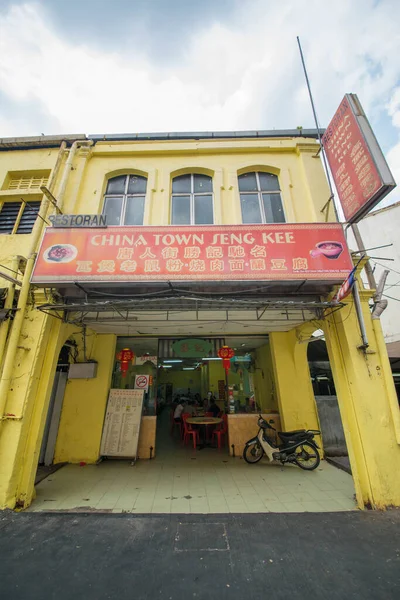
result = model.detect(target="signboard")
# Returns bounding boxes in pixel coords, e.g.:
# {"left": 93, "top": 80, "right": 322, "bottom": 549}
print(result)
{"left": 31, "top": 223, "right": 353, "bottom": 284}
{"left": 322, "top": 94, "right": 396, "bottom": 223}
{"left": 135, "top": 355, "right": 157, "bottom": 366}
{"left": 100, "top": 389, "right": 144, "bottom": 458}
{"left": 49, "top": 214, "right": 107, "bottom": 228}
{"left": 172, "top": 338, "right": 213, "bottom": 358}
{"left": 134, "top": 374, "right": 150, "bottom": 391}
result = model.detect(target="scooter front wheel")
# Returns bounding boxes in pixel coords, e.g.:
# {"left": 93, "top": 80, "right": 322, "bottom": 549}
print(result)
{"left": 294, "top": 443, "right": 320, "bottom": 470}
{"left": 243, "top": 441, "right": 264, "bottom": 464}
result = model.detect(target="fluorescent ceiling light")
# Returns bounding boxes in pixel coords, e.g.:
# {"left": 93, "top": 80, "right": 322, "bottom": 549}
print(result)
{"left": 163, "top": 359, "right": 183, "bottom": 363}
{"left": 183, "top": 367, "right": 195, "bottom": 370}
{"left": 202, "top": 357, "right": 222, "bottom": 361}
{"left": 160, "top": 365, "right": 172, "bottom": 368}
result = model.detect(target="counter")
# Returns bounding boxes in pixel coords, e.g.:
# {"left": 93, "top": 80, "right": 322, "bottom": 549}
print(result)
{"left": 227, "top": 413, "right": 281, "bottom": 457}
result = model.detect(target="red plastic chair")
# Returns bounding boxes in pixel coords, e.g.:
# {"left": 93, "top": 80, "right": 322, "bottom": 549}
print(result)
{"left": 212, "top": 414, "right": 228, "bottom": 450}
{"left": 182, "top": 416, "right": 199, "bottom": 449}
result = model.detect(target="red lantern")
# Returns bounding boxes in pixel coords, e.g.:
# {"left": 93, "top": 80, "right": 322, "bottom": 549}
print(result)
{"left": 116, "top": 348, "right": 134, "bottom": 378}
{"left": 218, "top": 346, "right": 235, "bottom": 374}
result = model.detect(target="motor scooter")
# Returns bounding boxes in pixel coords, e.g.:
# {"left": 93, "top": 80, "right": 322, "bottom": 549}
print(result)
{"left": 243, "top": 415, "right": 321, "bottom": 470}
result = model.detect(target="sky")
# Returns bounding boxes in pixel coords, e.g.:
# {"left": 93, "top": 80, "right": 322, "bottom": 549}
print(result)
{"left": 0, "top": 0, "right": 400, "bottom": 208}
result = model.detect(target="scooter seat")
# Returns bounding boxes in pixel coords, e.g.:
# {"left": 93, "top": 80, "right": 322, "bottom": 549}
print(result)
{"left": 278, "top": 430, "right": 306, "bottom": 440}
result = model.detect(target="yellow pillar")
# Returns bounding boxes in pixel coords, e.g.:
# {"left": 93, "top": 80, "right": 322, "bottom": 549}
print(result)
{"left": 269, "top": 329, "right": 320, "bottom": 433}
{"left": 54, "top": 334, "right": 116, "bottom": 464}
{"left": 0, "top": 304, "right": 71, "bottom": 509}
{"left": 324, "top": 291, "right": 400, "bottom": 508}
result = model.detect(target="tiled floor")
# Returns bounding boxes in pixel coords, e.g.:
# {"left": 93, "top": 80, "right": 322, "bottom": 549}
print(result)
{"left": 28, "top": 414, "right": 357, "bottom": 514}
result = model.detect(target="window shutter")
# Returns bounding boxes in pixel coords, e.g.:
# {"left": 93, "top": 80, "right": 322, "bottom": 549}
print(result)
{"left": 16, "top": 201, "right": 41, "bottom": 233}
{"left": 0, "top": 202, "right": 21, "bottom": 234}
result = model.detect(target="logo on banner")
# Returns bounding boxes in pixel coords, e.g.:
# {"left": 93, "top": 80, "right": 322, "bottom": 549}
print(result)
{"left": 135, "top": 374, "right": 150, "bottom": 390}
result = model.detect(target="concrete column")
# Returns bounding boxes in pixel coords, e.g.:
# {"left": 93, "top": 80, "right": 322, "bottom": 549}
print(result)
{"left": 269, "top": 329, "right": 320, "bottom": 433}
{"left": 324, "top": 291, "right": 400, "bottom": 508}
{"left": 0, "top": 304, "right": 72, "bottom": 509}
{"left": 54, "top": 334, "right": 116, "bottom": 464}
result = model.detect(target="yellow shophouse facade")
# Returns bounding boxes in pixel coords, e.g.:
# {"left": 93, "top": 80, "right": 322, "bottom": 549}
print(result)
{"left": 0, "top": 131, "right": 399, "bottom": 511}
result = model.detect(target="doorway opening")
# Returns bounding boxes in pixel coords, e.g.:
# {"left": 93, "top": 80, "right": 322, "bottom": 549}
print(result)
{"left": 307, "top": 330, "right": 350, "bottom": 473}
{"left": 109, "top": 335, "right": 271, "bottom": 458}
{"left": 35, "top": 343, "right": 71, "bottom": 484}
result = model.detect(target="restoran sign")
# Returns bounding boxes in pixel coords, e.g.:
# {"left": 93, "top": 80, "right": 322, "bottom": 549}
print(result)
{"left": 31, "top": 223, "right": 353, "bottom": 284}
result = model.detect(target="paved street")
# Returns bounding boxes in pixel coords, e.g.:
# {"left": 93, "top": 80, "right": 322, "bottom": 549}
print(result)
{"left": 0, "top": 510, "right": 399, "bottom": 599}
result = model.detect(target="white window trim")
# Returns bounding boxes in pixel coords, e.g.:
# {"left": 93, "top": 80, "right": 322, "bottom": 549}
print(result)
{"left": 239, "top": 172, "right": 286, "bottom": 224}
{"left": 103, "top": 175, "right": 147, "bottom": 225}
{"left": 171, "top": 174, "right": 214, "bottom": 225}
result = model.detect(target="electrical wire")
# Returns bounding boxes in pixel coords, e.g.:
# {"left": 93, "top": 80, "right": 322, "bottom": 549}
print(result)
{"left": 383, "top": 293, "right": 400, "bottom": 303}
{"left": 372, "top": 261, "right": 400, "bottom": 277}
{"left": 75, "top": 283, "right": 281, "bottom": 300}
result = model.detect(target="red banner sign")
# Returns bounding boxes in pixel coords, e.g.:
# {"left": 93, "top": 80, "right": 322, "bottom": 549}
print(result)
{"left": 322, "top": 94, "right": 396, "bottom": 223}
{"left": 31, "top": 223, "right": 352, "bottom": 284}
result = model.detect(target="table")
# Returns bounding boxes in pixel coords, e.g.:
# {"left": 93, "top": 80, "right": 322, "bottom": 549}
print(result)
{"left": 186, "top": 417, "right": 222, "bottom": 449}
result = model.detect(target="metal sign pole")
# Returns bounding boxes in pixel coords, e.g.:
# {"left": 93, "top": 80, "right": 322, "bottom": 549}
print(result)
{"left": 296, "top": 36, "right": 374, "bottom": 345}
{"left": 296, "top": 36, "right": 340, "bottom": 222}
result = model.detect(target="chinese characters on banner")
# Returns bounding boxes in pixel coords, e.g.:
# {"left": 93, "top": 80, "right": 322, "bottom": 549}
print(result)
{"left": 31, "top": 224, "right": 353, "bottom": 284}
{"left": 322, "top": 94, "right": 396, "bottom": 223}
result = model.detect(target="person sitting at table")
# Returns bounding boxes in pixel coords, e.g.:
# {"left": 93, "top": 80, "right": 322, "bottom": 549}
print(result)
{"left": 173, "top": 400, "right": 185, "bottom": 423}
{"left": 184, "top": 400, "right": 197, "bottom": 416}
{"left": 208, "top": 398, "right": 220, "bottom": 417}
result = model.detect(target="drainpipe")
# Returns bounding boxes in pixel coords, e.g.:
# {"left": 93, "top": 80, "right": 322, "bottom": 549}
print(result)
{"left": 0, "top": 256, "right": 20, "bottom": 367}
{"left": 0, "top": 141, "right": 68, "bottom": 421}
{"left": 352, "top": 281, "right": 369, "bottom": 349}
{"left": 55, "top": 140, "right": 93, "bottom": 211}
{"left": 372, "top": 270, "right": 389, "bottom": 320}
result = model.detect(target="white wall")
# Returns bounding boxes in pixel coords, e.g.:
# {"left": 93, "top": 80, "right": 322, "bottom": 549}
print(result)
{"left": 347, "top": 201, "right": 400, "bottom": 356}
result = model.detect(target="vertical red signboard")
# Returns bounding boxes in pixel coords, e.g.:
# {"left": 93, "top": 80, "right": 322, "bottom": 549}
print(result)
{"left": 322, "top": 94, "right": 396, "bottom": 223}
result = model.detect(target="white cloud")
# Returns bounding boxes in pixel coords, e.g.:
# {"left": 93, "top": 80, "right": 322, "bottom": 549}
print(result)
{"left": 0, "top": 0, "right": 399, "bottom": 180}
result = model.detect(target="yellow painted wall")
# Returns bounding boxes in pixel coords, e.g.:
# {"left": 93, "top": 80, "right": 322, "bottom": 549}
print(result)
{"left": 54, "top": 334, "right": 116, "bottom": 464}
{"left": 323, "top": 293, "right": 400, "bottom": 509}
{"left": 200, "top": 363, "right": 209, "bottom": 399}
{"left": 0, "top": 301, "right": 74, "bottom": 508}
{"left": 269, "top": 329, "right": 320, "bottom": 433}
{"left": 254, "top": 342, "right": 277, "bottom": 412}
{"left": 208, "top": 360, "right": 225, "bottom": 399}
{"left": 0, "top": 147, "right": 62, "bottom": 269}
{"left": 1, "top": 135, "right": 400, "bottom": 510}
{"left": 62, "top": 137, "right": 330, "bottom": 227}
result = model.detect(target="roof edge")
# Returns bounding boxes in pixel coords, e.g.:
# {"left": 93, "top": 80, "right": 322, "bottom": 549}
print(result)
{"left": 0, "top": 134, "right": 87, "bottom": 151}
{"left": 89, "top": 129, "right": 323, "bottom": 142}
{"left": 0, "top": 128, "right": 324, "bottom": 151}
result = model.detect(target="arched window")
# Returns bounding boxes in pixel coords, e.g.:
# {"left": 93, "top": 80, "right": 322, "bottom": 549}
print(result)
{"left": 102, "top": 174, "right": 147, "bottom": 225}
{"left": 171, "top": 173, "right": 213, "bottom": 225}
{"left": 238, "top": 172, "right": 285, "bottom": 224}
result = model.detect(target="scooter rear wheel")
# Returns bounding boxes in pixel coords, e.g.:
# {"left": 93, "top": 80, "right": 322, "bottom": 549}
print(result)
{"left": 294, "top": 443, "right": 320, "bottom": 470}
{"left": 243, "top": 441, "right": 264, "bottom": 464}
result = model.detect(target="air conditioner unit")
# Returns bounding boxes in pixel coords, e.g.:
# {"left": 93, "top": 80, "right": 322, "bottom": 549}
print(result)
{"left": 68, "top": 362, "right": 98, "bottom": 379}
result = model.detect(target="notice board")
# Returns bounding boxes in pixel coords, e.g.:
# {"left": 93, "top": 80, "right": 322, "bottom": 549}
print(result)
{"left": 100, "top": 389, "right": 144, "bottom": 459}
